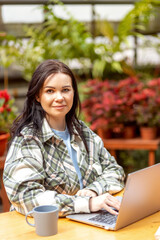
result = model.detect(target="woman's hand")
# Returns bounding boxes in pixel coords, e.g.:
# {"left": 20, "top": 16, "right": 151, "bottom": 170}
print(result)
{"left": 76, "top": 189, "right": 98, "bottom": 198}
{"left": 89, "top": 193, "right": 120, "bottom": 215}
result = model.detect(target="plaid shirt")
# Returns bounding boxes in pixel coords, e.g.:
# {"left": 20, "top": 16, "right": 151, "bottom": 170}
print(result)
{"left": 3, "top": 118, "right": 125, "bottom": 216}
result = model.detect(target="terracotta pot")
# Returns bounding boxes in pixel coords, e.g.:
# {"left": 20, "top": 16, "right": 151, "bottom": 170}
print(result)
{"left": 0, "top": 132, "right": 10, "bottom": 156}
{"left": 97, "top": 128, "right": 111, "bottom": 139}
{"left": 123, "top": 126, "right": 136, "bottom": 139}
{"left": 112, "top": 124, "right": 124, "bottom": 138}
{"left": 140, "top": 127, "right": 157, "bottom": 140}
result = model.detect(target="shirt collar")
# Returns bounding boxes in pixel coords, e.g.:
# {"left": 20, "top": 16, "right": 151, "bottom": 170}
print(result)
{"left": 21, "top": 118, "right": 82, "bottom": 143}
{"left": 20, "top": 118, "right": 54, "bottom": 143}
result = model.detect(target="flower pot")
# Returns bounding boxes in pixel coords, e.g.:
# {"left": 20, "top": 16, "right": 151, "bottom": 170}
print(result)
{"left": 123, "top": 126, "right": 136, "bottom": 139}
{"left": 97, "top": 128, "right": 112, "bottom": 139}
{"left": 0, "top": 132, "right": 10, "bottom": 156}
{"left": 140, "top": 127, "right": 157, "bottom": 140}
{"left": 112, "top": 124, "right": 124, "bottom": 138}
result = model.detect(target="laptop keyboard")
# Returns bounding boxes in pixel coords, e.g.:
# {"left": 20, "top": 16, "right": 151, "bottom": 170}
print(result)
{"left": 89, "top": 211, "right": 118, "bottom": 225}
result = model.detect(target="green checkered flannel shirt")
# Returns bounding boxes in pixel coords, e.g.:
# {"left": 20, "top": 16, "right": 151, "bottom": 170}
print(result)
{"left": 3, "top": 118, "right": 125, "bottom": 216}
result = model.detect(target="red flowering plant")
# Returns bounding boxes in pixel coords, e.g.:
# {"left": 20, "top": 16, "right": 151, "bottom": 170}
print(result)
{"left": 81, "top": 79, "right": 116, "bottom": 131}
{"left": 82, "top": 76, "right": 160, "bottom": 135}
{"left": 114, "top": 77, "right": 141, "bottom": 126}
{"left": 0, "top": 89, "right": 18, "bottom": 133}
{"left": 133, "top": 78, "right": 160, "bottom": 127}
{"left": 81, "top": 77, "right": 140, "bottom": 132}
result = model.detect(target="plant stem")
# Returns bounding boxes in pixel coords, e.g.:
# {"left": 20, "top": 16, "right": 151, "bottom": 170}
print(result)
{"left": 4, "top": 68, "right": 8, "bottom": 89}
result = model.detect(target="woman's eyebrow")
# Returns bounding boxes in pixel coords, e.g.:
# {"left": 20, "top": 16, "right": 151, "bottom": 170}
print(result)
{"left": 44, "top": 85, "right": 72, "bottom": 89}
{"left": 62, "top": 85, "right": 72, "bottom": 88}
{"left": 44, "top": 86, "right": 55, "bottom": 89}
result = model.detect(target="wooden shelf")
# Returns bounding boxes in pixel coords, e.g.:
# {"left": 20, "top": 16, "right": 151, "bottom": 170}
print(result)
{"left": 103, "top": 138, "right": 160, "bottom": 166}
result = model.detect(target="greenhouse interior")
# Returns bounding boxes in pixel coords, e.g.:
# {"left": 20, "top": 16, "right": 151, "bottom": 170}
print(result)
{"left": 0, "top": 2, "right": 160, "bottom": 235}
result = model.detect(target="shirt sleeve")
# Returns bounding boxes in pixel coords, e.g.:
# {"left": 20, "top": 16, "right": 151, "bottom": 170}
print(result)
{"left": 85, "top": 134, "right": 125, "bottom": 195}
{"left": 3, "top": 137, "right": 90, "bottom": 216}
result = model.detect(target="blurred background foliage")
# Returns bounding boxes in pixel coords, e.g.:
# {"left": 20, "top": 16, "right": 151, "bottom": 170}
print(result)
{"left": 1, "top": 0, "right": 160, "bottom": 82}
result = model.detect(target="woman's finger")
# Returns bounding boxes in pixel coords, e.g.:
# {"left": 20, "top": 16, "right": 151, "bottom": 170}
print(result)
{"left": 104, "top": 194, "right": 121, "bottom": 212}
{"left": 102, "top": 203, "right": 119, "bottom": 215}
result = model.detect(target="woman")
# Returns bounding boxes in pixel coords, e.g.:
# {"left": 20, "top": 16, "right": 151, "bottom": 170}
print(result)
{"left": 3, "top": 59, "right": 125, "bottom": 217}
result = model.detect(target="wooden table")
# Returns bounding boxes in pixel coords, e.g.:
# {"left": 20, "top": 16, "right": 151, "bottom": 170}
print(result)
{"left": 0, "top": 155, "right": 10, "bottom": 212}
{"left": 0, "top": 209, "right": 160, "bottom": 240}
{"left": 103, "top": 138, "right": 160, "bottom": 166}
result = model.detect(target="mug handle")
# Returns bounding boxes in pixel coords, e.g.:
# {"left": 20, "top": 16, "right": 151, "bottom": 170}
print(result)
{"left": 25, "top": 210, "right": 35, "bottom": 227}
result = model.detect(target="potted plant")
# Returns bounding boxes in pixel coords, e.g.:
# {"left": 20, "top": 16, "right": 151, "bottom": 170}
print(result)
{"left": 81, "top": 79, "right": 116, "bottom": 137}
{"left": 82, "top": 77, "right": 139, "bottom": 138}
{"left": 113, "top": 77, "right": 141, "bottom": 138}
{"left": 0, "top": 89, "right": 18, "bottom": 156}
{"left": 133, "top": 78, "right": 160, "bottom": 139}
{"left": 82, "top": 77, "right": 160, "bottom": 140}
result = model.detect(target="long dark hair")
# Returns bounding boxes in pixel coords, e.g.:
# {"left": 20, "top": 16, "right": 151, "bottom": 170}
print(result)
{"left": 11, "top": 59, "right": 88, "bottom": 151}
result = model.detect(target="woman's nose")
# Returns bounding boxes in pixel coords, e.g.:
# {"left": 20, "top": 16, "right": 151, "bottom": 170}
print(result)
{"left": 55, "top": 91, "right": 64, "bottom": 101}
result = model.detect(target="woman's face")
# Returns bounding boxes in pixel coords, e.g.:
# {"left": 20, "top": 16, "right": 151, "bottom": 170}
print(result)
{"left": 37, "top": 73, "right": 74, "bottom": 129}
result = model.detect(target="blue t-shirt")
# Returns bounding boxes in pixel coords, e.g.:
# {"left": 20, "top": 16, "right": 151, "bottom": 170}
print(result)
{"left": 52, "top": 127, "right": 83, "bottom": 189}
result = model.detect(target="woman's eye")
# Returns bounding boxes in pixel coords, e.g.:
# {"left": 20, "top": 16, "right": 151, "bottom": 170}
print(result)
{"left": 46, "top": 89, "right": 54, "bottom": 93}
{"left": 63, "top": 88, "right": 70, "bottom": 92}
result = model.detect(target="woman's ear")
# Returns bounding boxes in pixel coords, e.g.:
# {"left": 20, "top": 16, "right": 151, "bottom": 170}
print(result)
{"left": 36, "top": 95, "right": 40, "bottom": 102}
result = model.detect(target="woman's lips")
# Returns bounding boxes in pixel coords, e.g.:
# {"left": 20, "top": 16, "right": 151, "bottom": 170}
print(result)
{"left": 53, "top": 105, "right": 66, "bottom": 109}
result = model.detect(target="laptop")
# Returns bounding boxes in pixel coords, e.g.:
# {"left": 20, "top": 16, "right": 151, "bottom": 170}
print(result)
{"left": 66, "top": 163, "right": 160, "bottom": 231}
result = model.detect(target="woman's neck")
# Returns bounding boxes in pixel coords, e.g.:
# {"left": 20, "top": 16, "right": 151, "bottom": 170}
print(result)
{"left": 46, "top": 116, "right": 66, "bottom": 131}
